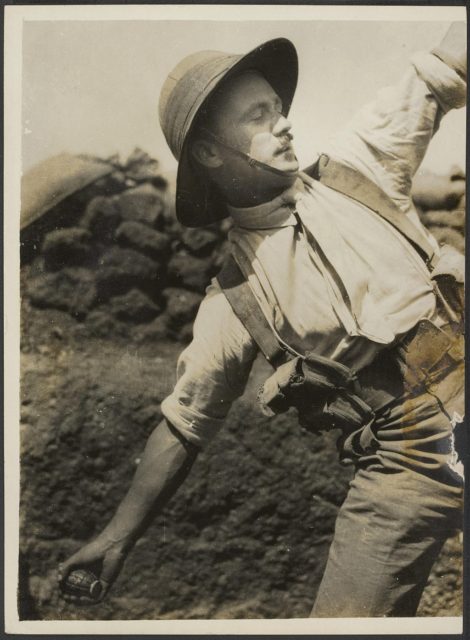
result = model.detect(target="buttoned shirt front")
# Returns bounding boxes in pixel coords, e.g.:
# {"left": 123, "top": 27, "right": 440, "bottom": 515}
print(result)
{"left": 161, "top": 50, "right": 466, "bottom": 448}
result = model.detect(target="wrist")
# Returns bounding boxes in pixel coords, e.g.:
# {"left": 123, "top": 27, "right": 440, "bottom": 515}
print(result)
{"left": 100, "top": 528, "right": 134, "bottom": 551}
{"left": 432, "top": 22, "right": 467, "bottom": 79}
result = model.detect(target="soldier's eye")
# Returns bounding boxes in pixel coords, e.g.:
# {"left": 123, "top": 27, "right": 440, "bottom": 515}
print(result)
{"left": 250, "top": 110, "right": 264, "bottom": 121}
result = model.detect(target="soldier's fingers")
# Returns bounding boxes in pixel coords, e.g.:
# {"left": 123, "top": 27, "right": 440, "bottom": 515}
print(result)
{"left": 60, "top": 543, "right": 100, "bottom": 576}
{"left": 60, "top": 593, "right": 79, "bottom": 604}
{"left": 76, "top": 595, "right": 99, "bottom": 607}
{"left": 59, "top": 553, "right": 82, "bottom": 577}
{"left": 61, "top": 592, "right": 98, "bottom": 607}
{"left": 98, "top": 579, "right": 110, "bottom": 599}
{"left": 100, "top": 549, "right": 125, "bottom": 586}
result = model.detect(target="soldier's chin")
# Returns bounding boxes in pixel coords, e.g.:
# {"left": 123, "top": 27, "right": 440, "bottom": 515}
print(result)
{"left": 273, "top": 155, "right": 299, "bottom": 175}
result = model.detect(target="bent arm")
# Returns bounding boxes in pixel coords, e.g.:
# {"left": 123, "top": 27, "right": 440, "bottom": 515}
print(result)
{"left": 325, "top": 22, "right": 467, "bottom": 212}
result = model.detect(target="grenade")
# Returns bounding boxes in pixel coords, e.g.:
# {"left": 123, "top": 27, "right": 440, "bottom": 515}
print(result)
{"left": 62, "top": 569, "right": 103, "bottom": 601}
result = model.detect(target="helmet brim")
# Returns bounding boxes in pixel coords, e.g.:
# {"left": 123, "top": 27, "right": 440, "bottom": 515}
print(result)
{"left": 175, "top": 38, "right": 298, "bottom": 228}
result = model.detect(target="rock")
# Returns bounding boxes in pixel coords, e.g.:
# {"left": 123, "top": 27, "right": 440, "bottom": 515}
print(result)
{"left": 84, "top": 309, "right": 130, "bottom": 339}
{"left": 109, "top": 288, "right": 161, "bottom": 323}
{"left": 163, "top": 288, "right": 203, "bottom": 326}
{"left": 95, "top": 248, "right": 162, "bottom": 299}
{"left": 412, "top": 173, "right": 465, "bottom": 211}
{"left": 115, "top": 221, "right": 171, "bottom": 260}
{"left": 26, "top": 268, "right": 97, "bottom": 318}
{"left": 148, "top": 175, "right": 168, "bottom": 191}
{"left": 123, "top": 148, "right": 162, "bottom": 183}
{"left": 219, "top": 218, "right": 233, "bottom": 235}
{"left": 115, "top": 184, "right": 165, "bottom": 228}
{"left": 164, "top": 318, "right": 194, "bottom": 343}
{"left": 94, "top": 170, "right": 128, "bottom": 196}
{"left": 124, "top": 148, "right": 150, "bottom": 165}
{"left": 178, "top": 322, "right": 194, "bottom": 344}
{"left": 428, "top": 227, "right": 464, "bottom": 253}
{"left": 41, "top": 227, "right": 93, "bottom": 271}
{"left": 181, "top": 229, "right": 219, "bottom": 256}
{"left": 51, "top": 326, "right": 63, "bottom": 340}
{"left": 163, "top": 214, "right": 185, "bottom": 241}
{"left": 420, "top": 209, "right": 465, "bottom": 230}
{"left": 81, "top": 196, "right": 122, "bottom": 241}
{"left": 212, "top": 240, "right": 232, "bottom": 269}
{"left": 21, "top": 153, "right": 113, "bottom": 233}
{"left": 167, "top": 252, "right": 215, "bottom": 293}
{"left": 134, "top": 314, "right": 170, "bottom": 343}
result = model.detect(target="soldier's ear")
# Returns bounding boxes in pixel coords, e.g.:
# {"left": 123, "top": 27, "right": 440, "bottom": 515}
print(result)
{"left": 191, "top": 139, "right": 224, "bottom": 168}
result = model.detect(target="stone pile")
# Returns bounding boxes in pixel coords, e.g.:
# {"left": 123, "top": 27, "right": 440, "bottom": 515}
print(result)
{"left": 413, "top": 166, "right": 465, "bottom": 254}
{"left": 23, "top": 149, "right": 230, "bottom": 344}
{"left": 23, "top": 152, "right": 465, "bottom": 345}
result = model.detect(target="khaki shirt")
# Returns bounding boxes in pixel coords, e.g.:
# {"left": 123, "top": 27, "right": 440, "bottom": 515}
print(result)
{"left": 162, "top": 50, "right": 466, "bottom": 448}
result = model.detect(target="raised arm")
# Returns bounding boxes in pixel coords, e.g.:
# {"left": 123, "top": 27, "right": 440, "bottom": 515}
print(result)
{"left": 325, "top": 22, "right": 467, "bottom": 213}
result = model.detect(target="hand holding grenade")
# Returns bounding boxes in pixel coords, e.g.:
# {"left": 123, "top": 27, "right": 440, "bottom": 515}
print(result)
{"left": 61, "top": 568, "right": 103, "bottom": 601}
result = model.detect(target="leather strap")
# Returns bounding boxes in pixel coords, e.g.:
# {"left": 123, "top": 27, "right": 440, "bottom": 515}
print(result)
{"left": 305, "top": 154, "right": 438, "bottom": 270}
{"left": 218, "top": 155, "right": 439, "bottom": 367}
{"left": 216, "top": 255, "right": 288, "bottom": 368}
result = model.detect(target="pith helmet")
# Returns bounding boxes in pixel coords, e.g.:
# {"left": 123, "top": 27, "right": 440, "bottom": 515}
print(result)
{"left": 159, "top": 38, "right": 298, "bottom": 227}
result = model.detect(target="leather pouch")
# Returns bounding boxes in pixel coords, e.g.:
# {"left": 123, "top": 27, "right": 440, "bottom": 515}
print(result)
{"left": 431, "top": 244, "right": 465, "bottom": 323}
{"left": 396, "top": 317, "right": 463, "bottom": 390}
{"left": 258, "top": 352, "right": 375, "bottom": 434}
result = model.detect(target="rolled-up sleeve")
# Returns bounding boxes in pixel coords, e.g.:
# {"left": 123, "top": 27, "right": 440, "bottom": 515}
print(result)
{"left": 325, "top": 30, "right": 466, "bottom": 213}
{"left": 161, "top": 279, "right": 258, "bottom": 448}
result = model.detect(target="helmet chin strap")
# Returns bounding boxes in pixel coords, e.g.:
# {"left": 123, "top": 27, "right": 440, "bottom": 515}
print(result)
{"left": 200, "top": 128, "right": 299, "bottom": 179}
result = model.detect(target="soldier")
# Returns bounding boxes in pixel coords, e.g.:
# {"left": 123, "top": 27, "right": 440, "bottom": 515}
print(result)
{"left": 59, "top": 23, "right": 466, "bottom": 616}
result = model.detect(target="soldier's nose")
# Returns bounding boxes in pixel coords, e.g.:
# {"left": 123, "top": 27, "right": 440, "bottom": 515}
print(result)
{"left": 273, "top": 115, "right": 293, "bottom": 137}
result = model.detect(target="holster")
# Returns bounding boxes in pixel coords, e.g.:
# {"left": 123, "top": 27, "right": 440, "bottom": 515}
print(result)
{"left": 258, "top": 352, "right": 375, "bottom": 435}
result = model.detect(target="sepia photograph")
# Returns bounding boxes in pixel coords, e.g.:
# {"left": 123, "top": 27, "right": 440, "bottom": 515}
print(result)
{"left": 4, "top": 4, "right": 466, "bottom": 634}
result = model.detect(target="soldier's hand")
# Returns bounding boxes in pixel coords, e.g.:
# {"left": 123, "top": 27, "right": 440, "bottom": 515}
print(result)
{"left": 58, "top": 536, "right": 128, "bottom": 605}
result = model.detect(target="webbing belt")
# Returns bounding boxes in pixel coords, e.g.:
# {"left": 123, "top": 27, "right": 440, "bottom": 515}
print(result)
{"left": 217, "top": 155, "right": 439, "bottom": 367}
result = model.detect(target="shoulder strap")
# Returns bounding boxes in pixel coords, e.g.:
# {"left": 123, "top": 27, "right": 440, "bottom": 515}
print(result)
{"left": 304, "top": 154, "right": 438, "bottom": 270}
{"left": 216, "top": 255, "right": 288, "bottom": 368}
{"left": 218, "top": 156, "right": 439, "bottom": 370}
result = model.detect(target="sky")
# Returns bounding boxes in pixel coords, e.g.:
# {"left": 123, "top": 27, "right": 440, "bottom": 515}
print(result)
{"left": 22, "top": 14, "right": 466, "bottom": 177}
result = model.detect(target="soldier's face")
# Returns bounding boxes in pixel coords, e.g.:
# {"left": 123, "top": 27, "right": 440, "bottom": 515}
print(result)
{"left": 210, "top": 71, "right": 299, "bottom": 174}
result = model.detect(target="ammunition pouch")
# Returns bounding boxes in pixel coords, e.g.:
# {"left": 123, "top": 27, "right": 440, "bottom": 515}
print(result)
{"left": 395, "top": 318, "right": 464, "bottom": 392}
{"left": 258, "top": 352, "right": 375, "bottom": 435}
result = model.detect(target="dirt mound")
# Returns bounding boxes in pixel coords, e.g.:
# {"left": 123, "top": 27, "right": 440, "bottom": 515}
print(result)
{"left": 19, "top": 155, "right": 464, "bottom": 620}
{"left": 20, "top": 302, "right": 352, "bottom": 620}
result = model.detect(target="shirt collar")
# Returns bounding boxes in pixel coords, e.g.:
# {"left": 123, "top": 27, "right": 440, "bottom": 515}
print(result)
{"left": 227, "top": 178, "right": 306, "bottom": 230}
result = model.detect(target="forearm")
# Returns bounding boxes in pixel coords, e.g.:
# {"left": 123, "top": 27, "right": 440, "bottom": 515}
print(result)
{"left": 100, "top": 418, "right": 198, "bottom": 548}
{"left": 326, "top": 24, "right": 466, "bottom": 210}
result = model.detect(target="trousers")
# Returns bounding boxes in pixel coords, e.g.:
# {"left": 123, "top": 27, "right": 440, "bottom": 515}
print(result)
{"left": 310, "top": 319, "right": 464, "bottom": 617}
